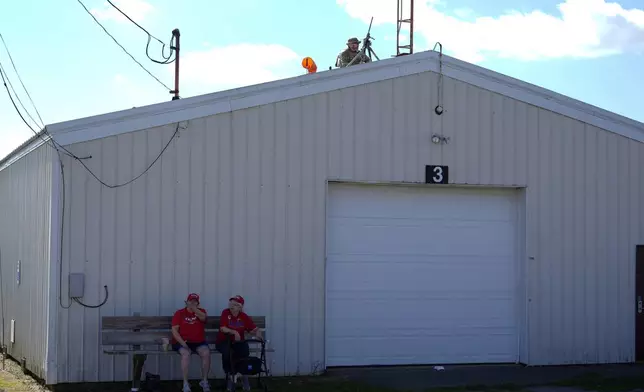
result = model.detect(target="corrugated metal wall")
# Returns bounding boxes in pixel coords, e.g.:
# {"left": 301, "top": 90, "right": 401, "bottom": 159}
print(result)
{"left": 0, "top": 144, "right": 53, "bottom": 380}
{"left": 56, "top": 70, "right": 644, "bottom": 383}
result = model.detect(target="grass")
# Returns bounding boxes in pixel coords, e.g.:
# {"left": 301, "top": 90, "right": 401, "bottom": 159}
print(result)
{"left": 552, "top": 372, "right": 644, "bottom": 392}
{"left": 0, "top": 359, "right": 47, "bottom": 392}
{"left": 423, "top": 384, "right": 525, "bottom": 392}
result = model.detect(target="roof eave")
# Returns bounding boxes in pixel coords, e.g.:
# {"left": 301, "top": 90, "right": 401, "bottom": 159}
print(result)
{"left": 0, "top": 129, "right": 50, "bottom": 171}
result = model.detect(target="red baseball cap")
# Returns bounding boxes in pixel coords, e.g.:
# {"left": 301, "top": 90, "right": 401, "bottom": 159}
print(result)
{"left": 186, "top": 293, "right": 200, "bottom": 303}
{"left": 229, "top": 295, "right": 245, "bottom": 306}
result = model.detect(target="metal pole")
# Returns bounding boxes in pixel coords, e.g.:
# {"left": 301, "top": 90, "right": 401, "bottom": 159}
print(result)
{"left": 396, "top": 0, "right": 401, "bottom": 56}
{"left": 171, "top": 29, "right": 181, "bottom": 100}
{"left": 396, "top": 0, "right": 414, "bottom": 56}
{"left": 409, "top": 0, "right": 414, "bottom": 54}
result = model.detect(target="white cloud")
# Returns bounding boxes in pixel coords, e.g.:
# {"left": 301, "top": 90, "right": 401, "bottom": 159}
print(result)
{"left": 453, "top": 8, "right": 475, "bottom": 20}
{"left": 176, "top": 43, "right": 303, "bottom": 95}
{"left": 90, "top": 0, "right": 154, "bottom": 23}
{"left": 110, "top": 73, "right": 166, "bottom": 108}
{"left": 100, "top": 44, "right": 303, "bottom": 111}
{"left": 337, "top": 0, "right": 644, "bottom": 63}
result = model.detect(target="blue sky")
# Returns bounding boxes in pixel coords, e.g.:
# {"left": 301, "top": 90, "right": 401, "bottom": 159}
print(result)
{"left": 1, "top": 0, "right": 643, "bottom": 160}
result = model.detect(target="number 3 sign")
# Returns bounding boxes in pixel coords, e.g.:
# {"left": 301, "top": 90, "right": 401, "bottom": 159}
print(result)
{"left": 425, "top": 165, "right": 449, "bottom": 184}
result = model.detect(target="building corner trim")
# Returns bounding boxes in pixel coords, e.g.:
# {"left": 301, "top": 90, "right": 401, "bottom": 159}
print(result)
{"left": 44, "top": 150, "right": 60, "bottom": 385}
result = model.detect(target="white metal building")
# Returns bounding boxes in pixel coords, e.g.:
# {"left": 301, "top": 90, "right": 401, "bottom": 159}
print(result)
{"left": 1, "top": 49, "right": 643, "bottom": 385}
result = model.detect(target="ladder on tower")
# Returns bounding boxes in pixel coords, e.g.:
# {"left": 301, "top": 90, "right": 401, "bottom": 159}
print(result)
{"left": 396, "top": 0, "right": 414, "bottom": 56}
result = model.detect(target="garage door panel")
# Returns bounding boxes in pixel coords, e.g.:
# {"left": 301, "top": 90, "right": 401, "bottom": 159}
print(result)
{"left": 325, "top": 300, "right": 515, "bottom": 333}
{"left": 327, "top": 333, "right": 517, "bottom": 366}
{"left": 325, "top": 296, "right": 515, "bottom": 317}
{"left": 328, "top": 219, "right": 515, "bottom": 257}
{"left": 329, "top": 187, "right": 516, "bottom": 222}
{"left": 325, "top": 259, "right": 515, "bottom": 292}
{"left": 325, "top": 184, "right": 519, "bottom": 366}
{"left": 328, "top": 295, "right": 514, "bottom": 318}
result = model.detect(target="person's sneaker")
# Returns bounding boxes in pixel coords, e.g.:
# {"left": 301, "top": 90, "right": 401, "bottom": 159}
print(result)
{"left": 241, "top": 375, "right": 251, "bottom": 391}
{"left": 182, "top": 382, "right": 192, "bottom": 392}
{"left": 199, "top": 379, "right": 211, "bottom": 392}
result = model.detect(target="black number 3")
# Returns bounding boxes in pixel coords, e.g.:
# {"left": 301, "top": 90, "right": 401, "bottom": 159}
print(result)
{"left": 425, "top": 165, "right": 449, "bottom": 184}
{"left": 432, "top": 166, "right": 443, "bottom": 183}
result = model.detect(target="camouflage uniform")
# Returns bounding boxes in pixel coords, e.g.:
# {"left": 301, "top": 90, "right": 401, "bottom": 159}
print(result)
{"left": 336, "top": 37, "right": 371, "bottom": 68}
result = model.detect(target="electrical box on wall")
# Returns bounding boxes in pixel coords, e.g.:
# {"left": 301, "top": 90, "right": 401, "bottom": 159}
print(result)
{"left": 68, "top": 273, "right": 85, "bottom": 298}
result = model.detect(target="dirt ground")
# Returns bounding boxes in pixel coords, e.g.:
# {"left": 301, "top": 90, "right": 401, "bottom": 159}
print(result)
{"left": 0, "top": 357, "right": 47, "bottom": 392}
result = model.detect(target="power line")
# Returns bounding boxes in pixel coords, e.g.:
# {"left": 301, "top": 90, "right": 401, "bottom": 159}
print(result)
{"left": 0, "top": 66, "right": 91, "bottom": 166}
{"left": 0, "top": 65, "right": 69, "bottom": 155}
{"left": 0, "top": 61, "right": 42, "bottom": 130}
{"left": 0, "top": 33, "right": 45, "bottom": 127}
{"left": 105, "top": 0, "right": 175, "bottom": 65}
{"left": 71, "top": 121, "right": 184, "bottom": 189}
{"left": 0, "top": 28, "right": 181, "bottom": 189}
{"left": 75, "top": 0, "right": 172, "bottom": 92}
{"left": 0, "top": 56, "right": 183, "bottom": 189}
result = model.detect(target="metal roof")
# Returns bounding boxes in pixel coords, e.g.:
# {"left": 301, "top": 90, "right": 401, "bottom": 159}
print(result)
{"left": 2, "top": 49, "right": 643, "bottom": 172}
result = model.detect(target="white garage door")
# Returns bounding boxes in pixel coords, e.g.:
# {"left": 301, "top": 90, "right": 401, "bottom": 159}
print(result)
{"left": 325, "top": 183, "right": 519, "bottom": 367}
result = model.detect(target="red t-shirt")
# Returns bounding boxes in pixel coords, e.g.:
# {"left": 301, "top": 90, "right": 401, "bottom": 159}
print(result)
{"left": 171, "top": 307, "right": 207, "bottom": 344}
{"left": 216, "top": 308, "right": 257, "bottom": 344}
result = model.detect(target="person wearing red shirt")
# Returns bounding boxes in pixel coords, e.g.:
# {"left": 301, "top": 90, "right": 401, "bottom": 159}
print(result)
{"left": 215, "top": 295, "right": 262, "bottom": 391}
{"left": 171, "top": 293, "right": 211, "bottom": 392}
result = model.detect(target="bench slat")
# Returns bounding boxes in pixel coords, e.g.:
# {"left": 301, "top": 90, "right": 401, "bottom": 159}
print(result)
{"left": 103, "top": 331, "right": 212, "bottom": 345}
{"left": 103, "top": 347, "right": 275, "bottom": 355}
{"left": 102, "top": 330, "right": 266, "bottom": 345}
{"left": 102, "top": 316, "right": 266, "bottom": 330}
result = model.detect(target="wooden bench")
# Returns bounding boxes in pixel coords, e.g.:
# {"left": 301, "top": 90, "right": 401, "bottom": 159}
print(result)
{"left": 101, "top": 313, "right": 273, "bottom": 390}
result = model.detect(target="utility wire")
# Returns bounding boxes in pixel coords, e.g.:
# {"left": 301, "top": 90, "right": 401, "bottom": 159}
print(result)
{"left": 1, "top": 56, "right": 183, "bottom": 189}
{"left": 0, "top": 35, "right": 71, "bottom": 156}
{"left": 0, "top": 65, "right": 74, "bottom": 158}
{"left": 0, "top": 33, "right": 45, "bottom": 128}
{"left": 75, "top": 0, "right": 172, "bottom": 92}
{"left": 105, "top": 0, "right": 175, "bottom": 65}
{"left": 0, "top": 34, "right": 182, "bottom": 189}
{"left": 0, "top": 61, "right": 42, "bottom": 130}
{"left": 71, "top": 121, "right": 183, "bottom": 189}
{"left": 0, "top": 68, "right": 89, "bottom": 164}
{"left": 0, "top": 34, "right": 91, "bottom": 162}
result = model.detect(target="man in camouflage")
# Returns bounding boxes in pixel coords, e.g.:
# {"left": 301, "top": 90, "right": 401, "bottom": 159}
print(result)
{"left": 336, "top": 37, "right": 371, "bottom": 68}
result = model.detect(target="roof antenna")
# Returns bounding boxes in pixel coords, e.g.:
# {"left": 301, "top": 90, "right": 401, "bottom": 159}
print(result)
{"left": 170, "top": 29, "right": 181, "bottom": 100}
{"left": 396, "top": 0, "right": 414, "bottom": 56}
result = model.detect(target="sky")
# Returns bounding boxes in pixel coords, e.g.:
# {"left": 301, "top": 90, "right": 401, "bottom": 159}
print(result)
{"left": 1, "top": 0, "right": 643, "bottom": 160}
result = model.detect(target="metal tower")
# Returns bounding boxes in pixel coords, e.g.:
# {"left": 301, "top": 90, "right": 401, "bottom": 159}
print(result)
{"left": 396, "top": 0, "right": 414, "bottom": 56}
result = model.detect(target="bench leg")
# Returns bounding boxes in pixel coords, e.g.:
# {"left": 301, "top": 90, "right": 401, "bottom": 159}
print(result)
{"left": 131, "top": 354, "right": 147, "bottom": 391}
